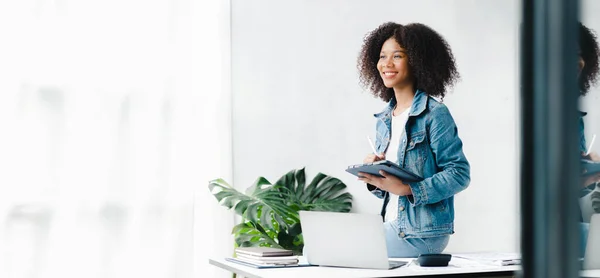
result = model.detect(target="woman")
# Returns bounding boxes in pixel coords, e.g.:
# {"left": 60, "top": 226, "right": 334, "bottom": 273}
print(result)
{"left": 356, "top": 22, "right": 470, "bottom": 258}
{"left": 578, "top": 22, "right": 600, "bottom": 257}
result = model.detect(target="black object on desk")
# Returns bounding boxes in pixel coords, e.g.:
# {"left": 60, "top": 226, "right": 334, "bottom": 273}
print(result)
{"left": 417, "top": 254, "right": 452, "bottom": 267}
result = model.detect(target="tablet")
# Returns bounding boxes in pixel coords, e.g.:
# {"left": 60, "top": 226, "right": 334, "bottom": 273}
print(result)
{"left": 582, "top": 159, "right": 600, "bottom": 177}
{"left": 346, "top": 160, "right": 423, "bottom": 183}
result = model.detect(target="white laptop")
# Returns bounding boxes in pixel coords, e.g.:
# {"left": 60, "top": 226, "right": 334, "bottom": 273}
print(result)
{"left": 299, "top": 210, "right": 407, "bottom": 269}
{"left": 584, "top": 213, "right": 600, "bottom": 270}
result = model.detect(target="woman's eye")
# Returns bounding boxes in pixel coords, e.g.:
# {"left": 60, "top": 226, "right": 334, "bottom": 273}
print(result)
{"left": 379, "top": 55, "right": 386, "bottom": 59}
{"left": 394, "top": 55, "right": 402, "bottom": 59}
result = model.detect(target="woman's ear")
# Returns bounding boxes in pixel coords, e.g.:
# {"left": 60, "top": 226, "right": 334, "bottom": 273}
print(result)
{"left": 579, "top": 56, "right": 586, "bottom": 74}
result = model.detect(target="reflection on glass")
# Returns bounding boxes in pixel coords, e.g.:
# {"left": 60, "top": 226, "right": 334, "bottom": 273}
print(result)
{"left": 578, "top": 21, "right": 600, "bottom": 265}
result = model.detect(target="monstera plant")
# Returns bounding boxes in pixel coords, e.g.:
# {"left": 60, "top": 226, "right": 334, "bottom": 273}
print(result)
{"left": 208, "top": 168, "right": 353, "bottom": 254}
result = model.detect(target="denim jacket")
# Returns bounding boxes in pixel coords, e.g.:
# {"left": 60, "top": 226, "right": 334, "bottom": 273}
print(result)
{"left": 368, "top": 90, "right": 470, "bottom": 238}
{"left": 580, "top": 111, "right": 587, "bottom": 154}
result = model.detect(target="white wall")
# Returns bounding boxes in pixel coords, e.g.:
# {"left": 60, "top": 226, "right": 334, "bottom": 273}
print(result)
{"left": 231, "top": 0, "right": 520, "bottom": 253}
{"left": 194, "top": 0, "right": 234, "bottom": 277}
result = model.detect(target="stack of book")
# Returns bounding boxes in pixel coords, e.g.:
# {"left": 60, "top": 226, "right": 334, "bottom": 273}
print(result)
{"left": 227, "top": 247, "right": 301, "bottom": 268}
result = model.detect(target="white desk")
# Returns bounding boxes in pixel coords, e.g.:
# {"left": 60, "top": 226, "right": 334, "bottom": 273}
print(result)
{"left": 209, "top": 257, "right": 520, "bottom": 278}
{"left": 581, "top": 270, "right": 600, "bottom": 278}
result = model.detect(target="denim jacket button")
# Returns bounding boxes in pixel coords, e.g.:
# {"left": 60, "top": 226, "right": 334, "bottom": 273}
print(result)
{"left": 399, "top": 232, "right": 406, "bottom": 238}
{"left": 400, "top": 206, "right": 405, "bottom": 211}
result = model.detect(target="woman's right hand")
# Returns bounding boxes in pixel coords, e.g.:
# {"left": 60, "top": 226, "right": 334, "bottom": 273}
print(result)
{"left": 363, "top": 153, "right": 385, "bottom": 164}
{"left": 583, "top": 151, "right": 600, "bottom": 161}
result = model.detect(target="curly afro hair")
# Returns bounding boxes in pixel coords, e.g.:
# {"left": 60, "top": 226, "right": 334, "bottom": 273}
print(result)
{"left": 579, "top": 22, "right": 600, "bottom": 95}
{"left": 358, "top": 22, "right": 459, "bottom": 102}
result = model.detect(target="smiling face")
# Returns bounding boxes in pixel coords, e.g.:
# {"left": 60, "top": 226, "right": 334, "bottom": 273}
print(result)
{"left": 377, "top": 37, "right": 412, "bottom": 89}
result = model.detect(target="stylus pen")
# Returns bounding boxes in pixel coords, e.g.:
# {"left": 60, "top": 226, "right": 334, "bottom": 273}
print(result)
{"left": 586, "top": 134, "right": 597, "bottom": 156}
{"left": 367, "top": 136, "right": 379, "bottom": 156}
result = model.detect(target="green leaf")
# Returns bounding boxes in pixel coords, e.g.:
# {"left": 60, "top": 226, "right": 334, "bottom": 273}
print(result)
{"left": 208, "top": 178, "right": 232, "bottom": 192}
{"left": 310, "top": 177, "right": 340, "bottom": 202}
{"left": 245, "top": 203, "right": 260, "bottom": 224}
{"left": 287, "top": 222, "right": 302, "bottom": 237}
{"left": 245, "top": 177, "right": 272, "bottom": 195}
{"left": 231, "top": 222, "right": 251, "bottom": 234}
{"left": 233, "top": 199, "right": 253, "bottom": 215}
{"left": 234, "top": 222, "right": 282, "bottom": 249}
{"left": 213, "top": 191, "right": 233, "bottom": 203}
{"left": 208, "top": 178, "right": 296, "bottom": 222}
{"left": 274, "top": 168, "right": 307, "bottom": 204}
{"left": 260, "top": 206, "right": 276, "bottom": 231}
{"left": 318, "top": 182, "right": 347, "bottom": 200}
{"left": 273, "top": 213, "right": 285, "bottom": 231}
{"left": 300, "top": 173, "right": 327, "bottom": 204}
{"left": 280, "top": 172, "right": 352, "bottom": 213}
{"left": 309, "top": 193, "right": 353, "bottom": 212}
{"left": 277, "top": 230, "right": 295, "bottom": 250}
{"left": 294, "top": 168, "right": 306, "bottom": 200}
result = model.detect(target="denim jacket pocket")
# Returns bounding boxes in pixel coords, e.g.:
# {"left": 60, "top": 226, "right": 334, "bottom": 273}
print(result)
{"left": 405, "top": 131, "right": 428, "bottom": 170}
{"left": 425, "top": 200, "right": 452, "bottom": 228}
{"left": 406, "top": 131, "right": 426, "bottom": 151}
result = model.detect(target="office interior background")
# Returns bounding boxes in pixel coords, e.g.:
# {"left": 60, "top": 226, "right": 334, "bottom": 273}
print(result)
{"left": 0, "top": 0, "right": 598, "bottom": 277}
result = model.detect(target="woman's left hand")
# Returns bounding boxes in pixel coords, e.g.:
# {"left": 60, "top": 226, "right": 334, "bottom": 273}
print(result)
{"left": 358, "top": 170, "right": 412, "bottom": 196}
{"left": 582, "top": 151, "right": 600, "bottom": 188}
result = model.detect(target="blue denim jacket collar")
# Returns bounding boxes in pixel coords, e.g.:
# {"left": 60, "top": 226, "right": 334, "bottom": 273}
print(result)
{"left": 373, "top": 89, "right": 428, "bottom": 119}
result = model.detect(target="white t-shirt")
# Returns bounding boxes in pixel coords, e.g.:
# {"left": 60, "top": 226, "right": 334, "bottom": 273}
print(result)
{"left": 384, "top": 108, "right": 410, "bottom": 223}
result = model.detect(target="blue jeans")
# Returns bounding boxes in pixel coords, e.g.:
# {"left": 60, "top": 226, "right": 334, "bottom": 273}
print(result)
{"left": 581, "top": 222, "right": 590, "bottom": 258}
{"left": 384, "top": 221, "right": 450, "bottom": 258}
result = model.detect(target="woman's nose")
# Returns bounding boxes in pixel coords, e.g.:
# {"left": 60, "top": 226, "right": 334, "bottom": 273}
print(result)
{"left": 383, "top": 57, "right": 392, "bottom": 67}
